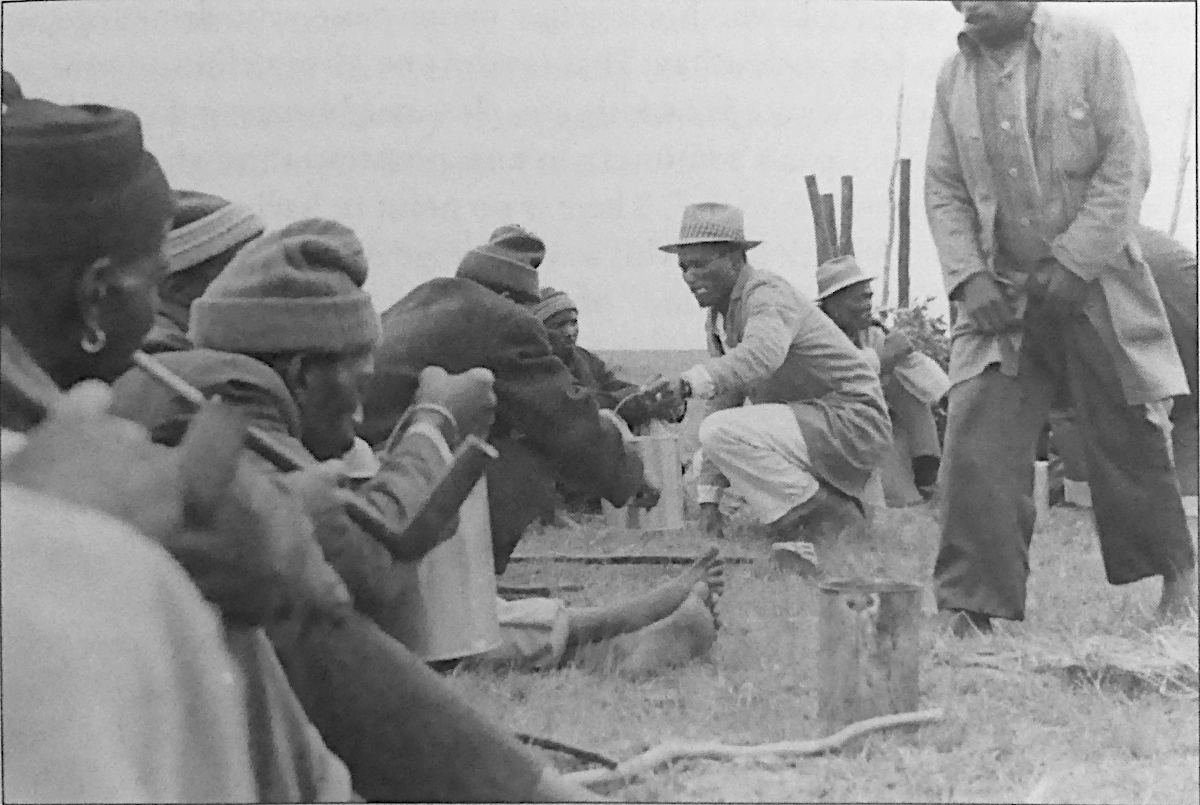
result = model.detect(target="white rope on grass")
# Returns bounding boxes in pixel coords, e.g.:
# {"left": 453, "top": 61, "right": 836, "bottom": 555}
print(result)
{"left": 563, "top": 706, "right": 945, "bottom": 788}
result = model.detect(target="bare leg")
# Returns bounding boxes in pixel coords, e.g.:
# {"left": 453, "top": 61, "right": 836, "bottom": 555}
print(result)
{"left": 561, "top": 548, "right": 723, "bottom": 653}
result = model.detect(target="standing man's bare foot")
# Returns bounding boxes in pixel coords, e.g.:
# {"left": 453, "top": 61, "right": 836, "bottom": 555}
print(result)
{"left": 1158, "top": 565, "right": 1198, "bottom": 621}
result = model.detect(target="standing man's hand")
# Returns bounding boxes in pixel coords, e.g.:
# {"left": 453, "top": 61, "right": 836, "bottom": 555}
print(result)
{"left": 958, "top": 273, "right": 1018, "bottom": 333}
{"left": 699, "top": 501, "right": 724, "bottom": 540}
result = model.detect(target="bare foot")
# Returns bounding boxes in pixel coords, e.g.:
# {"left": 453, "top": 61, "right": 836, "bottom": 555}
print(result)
{"left": 1157, "top": 566, "right": 1198, "bottom": 622}
{"left": 683, "top": 546, "right": 726, "bottom": 602}
{"left": 614, "top": 584, "right": 720, "bottom": 676}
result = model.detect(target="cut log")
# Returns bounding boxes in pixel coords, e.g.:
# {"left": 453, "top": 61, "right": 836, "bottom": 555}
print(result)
{"left": 821, "top": 194, "right": 837, "bottom": 259}
{"left": 805, "top": 175, "right": 835, "bottom": 265}
{"left": 839, "top": 175, "right": 854, "bottom": 256}
{"left": 817, "top": 578, "right": 922, "bottom": 734}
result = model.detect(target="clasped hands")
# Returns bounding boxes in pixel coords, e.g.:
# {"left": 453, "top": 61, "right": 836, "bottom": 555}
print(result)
{"left": 959, "top": 259, "right": 1090, "bottom": 334}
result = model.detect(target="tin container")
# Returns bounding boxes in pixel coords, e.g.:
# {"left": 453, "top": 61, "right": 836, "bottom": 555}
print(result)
{"left": 394, "top": 478, "right": 503, "bottom": 662}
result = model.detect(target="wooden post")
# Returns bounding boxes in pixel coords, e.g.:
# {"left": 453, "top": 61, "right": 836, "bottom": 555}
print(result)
{"left": 818, "top": 578, "right": 922, "bottom": 734}
{"left": 821, "top": 194, "right": 838, "bottom": 258}
{"left": 806, "top": 175, "right": 835, "bottom": 265}
{"left": 897, "top": 158, "right": 911, "bottom": 308}
{"left": 839, "top": 175, "right": 854, "bottom": 256}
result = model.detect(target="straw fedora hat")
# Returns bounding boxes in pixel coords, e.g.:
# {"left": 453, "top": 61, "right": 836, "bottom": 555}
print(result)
{"left": 659, "top": 202, "right": 762, "bottom": 253}
{"left": 817, "top": 255, "right": 874, "bottom": 300}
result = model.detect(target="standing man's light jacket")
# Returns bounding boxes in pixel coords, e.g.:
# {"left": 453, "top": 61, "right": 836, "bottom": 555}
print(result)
{"left": 925, "top": 8, "right": 1186, "bottom": 404}
{"left": 694, "top": 265, "right": 891, "bottom": 502}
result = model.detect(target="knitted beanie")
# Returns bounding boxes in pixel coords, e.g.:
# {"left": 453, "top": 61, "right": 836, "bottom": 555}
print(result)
{"left": 455, "top": 224, "right": 545, "bottom": 299}
{"left": 166, "top": 190, "right": 265, "bottom": 276}
{"left": 2, "top": 70, "right": 23, "bottom": 104}
{"left": 189, "top": 218, "right": 381, "bottom": 355}
{"left": 1, "top": 97, "right": 171, "bottom": 263}
{"left": 532, "top": 286, "right": 577, "bottom": 324}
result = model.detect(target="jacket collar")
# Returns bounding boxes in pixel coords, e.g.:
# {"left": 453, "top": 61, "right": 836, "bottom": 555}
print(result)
{"left": 723, "top": 262, "right": 754, "bottom": 312}
{"left": 957, "top": 6, "right": 1049, "bottom": 58}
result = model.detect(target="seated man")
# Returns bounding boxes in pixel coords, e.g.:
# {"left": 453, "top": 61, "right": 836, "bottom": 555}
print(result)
{"left": 360, "top": 225, "right": 656, "bottom": 573}
{"left": 534, "top": 286, "right": 638, "bottom": 409}
{"left": 533, "top": 285, "right": 683, "bottom": 514}
{"left": 817, "top": 255, "right": 948, "bottom": 500}
{"left": 143, "top": 189, "right": 266, "bottom": 354}
{"left": 109, "top": 218, "right": 586, "bottom": 802}
{"left": 1137, "top": 224, "right": 1197, "bottom": 505}
{"left": 643, "top": 203, "right": 892, "bottom": 574}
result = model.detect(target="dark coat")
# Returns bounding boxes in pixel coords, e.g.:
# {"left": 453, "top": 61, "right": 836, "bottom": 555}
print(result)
{"left": 563, "top": 346, "right": 638, "bottom": 410}
{"left": 109, "top": 348, "right": 448, "bottom": 632}
{"left": 361, "top": 277, "right": 644, "bottom": 571}
{"left": 108, "top": 348, "right": 547, "bottom": 800}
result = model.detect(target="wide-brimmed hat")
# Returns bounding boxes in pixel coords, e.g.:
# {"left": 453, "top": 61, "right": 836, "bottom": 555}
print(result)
{"left": 817, "top": 255, "right": 874, "bottom": 300}
{"left": 658, "top": 202, "right": 762, "bottom": 253}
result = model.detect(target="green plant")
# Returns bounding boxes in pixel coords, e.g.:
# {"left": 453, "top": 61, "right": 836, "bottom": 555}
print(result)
{"left": 881, "top": 297, "right": 951, "bottom": 373}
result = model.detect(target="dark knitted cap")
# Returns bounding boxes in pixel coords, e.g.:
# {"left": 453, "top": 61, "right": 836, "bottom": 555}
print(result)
{"left": 166, "top": 190, "right": 265, "bottom": 275}
{"left": 2, "top": 71, "right": 23, "bottom": 104}
{"left": 189, "top": 218, "right": 380, "bottom": 355}
{"left": 532, "top": 286, "right": 577, "bottom": 323}
{"left": 455, "top": 224, "right": 545, "bottom": 299}
{"left": 1, "top": 97, "right": 171, "bottom": 263}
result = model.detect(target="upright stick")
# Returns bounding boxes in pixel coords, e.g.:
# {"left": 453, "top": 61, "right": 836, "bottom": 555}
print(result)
{"left": 806, "top": 175, "right": 835, "bottom": 265}
{"left": 882, "top": 82, "right": 905, "bottom": 310}
{"left": 839, "top": 175, "right": 855, "bottom": 256}
{"left": 821, "top": 194, "right": 838, "bottom": 258}
{"left": 1168, "top": 71, "right": 1196, "bottom": 238}
{"left": 898, "top": 158, "right": 912, "bottom": 308}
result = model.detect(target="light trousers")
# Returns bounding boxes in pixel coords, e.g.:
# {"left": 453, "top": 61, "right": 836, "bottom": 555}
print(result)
{"left": 698, "top": 403, "right": 820, "bottom": 524}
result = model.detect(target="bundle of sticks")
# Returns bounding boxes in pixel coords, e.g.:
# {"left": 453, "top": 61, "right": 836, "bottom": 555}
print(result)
{"left": 805, "top": 173, "right": 855, "bottom": 265}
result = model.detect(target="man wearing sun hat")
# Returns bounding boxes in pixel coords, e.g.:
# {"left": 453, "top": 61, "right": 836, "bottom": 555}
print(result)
{"left": 641, "top": 203, "right": 891, "bottom": 574}
{"left": 817, "top": 255, "right": 948, "bottom": 500}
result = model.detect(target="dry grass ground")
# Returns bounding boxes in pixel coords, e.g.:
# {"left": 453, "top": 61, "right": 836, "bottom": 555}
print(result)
{"left": 446, "top": 504, "right": 1198, "bottom": 802}
{"left": 439, "top": 350, "right": 1198, "bottom": 802}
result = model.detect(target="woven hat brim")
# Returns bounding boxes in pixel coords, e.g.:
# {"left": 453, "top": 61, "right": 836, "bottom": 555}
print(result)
{"left": 817, "top": 274, "right": 875, "bottom": 301}
{"left": 658, "top": 237, "right": 762, "bottom": 254}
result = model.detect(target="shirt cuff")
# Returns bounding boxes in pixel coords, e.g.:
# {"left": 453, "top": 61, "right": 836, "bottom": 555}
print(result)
{"left": 681, "top": 365, "right": 717, "bottom": 400}
{"left": 405, "top": 420, "right": 454, "bottom": 463}
{"left": 696, "top": 485, "right": 723, "bottom": 504}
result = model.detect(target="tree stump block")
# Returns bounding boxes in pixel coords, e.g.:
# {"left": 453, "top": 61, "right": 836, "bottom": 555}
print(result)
{"left": 818, "top": 578, "right": 922, "bottom": 735}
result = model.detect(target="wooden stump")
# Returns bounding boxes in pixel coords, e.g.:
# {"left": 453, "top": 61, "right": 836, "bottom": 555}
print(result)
{"left": 817, "top": 578, "right": 922, "bottom": 735}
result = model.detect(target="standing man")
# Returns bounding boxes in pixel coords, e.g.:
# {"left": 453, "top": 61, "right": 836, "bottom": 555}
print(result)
{"left": 926, "top": 1, "right": 1196, "bottom": 634}
{"left": 645, "top": 203, "right": 891, "bottom": 572}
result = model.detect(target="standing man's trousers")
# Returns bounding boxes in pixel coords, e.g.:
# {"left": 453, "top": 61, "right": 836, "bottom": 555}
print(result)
{"left": 934, "top": 302, "right": 1196, "bottom": 621}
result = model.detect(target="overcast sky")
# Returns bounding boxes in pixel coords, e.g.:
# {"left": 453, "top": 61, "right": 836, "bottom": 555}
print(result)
{"left": 4, "top": 0, "right": 1196, "bottom": 349}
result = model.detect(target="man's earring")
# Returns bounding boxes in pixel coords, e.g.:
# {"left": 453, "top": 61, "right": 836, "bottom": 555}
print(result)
{"left": 81, "top": 322, "right": 107, "bottom": 354}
